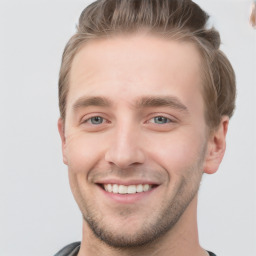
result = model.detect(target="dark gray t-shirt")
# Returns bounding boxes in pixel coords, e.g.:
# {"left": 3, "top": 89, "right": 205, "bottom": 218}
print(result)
{"left": 54, "top": 242, "right": 217, "bottom": 256}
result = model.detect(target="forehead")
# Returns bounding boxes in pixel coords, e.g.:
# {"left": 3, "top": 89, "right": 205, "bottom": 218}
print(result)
{"left": 67, "top": 33, "right": 203, "bottom": 114}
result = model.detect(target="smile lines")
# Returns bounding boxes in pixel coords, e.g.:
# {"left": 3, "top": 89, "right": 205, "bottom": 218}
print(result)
{"left": 103, "top": 184, "right": 154, "bottom": 194}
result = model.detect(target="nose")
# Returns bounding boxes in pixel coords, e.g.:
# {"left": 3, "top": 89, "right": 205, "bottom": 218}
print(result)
{"left": 104, "top": 125, "right": 145, "bottom": 169}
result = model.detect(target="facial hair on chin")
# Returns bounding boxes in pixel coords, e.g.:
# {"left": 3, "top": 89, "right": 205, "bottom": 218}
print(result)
{"left": 81, "top": 167, "right": 203, "bottom": 249}
{"left": 75, "top": 142, "right": 207, "bottom": 249}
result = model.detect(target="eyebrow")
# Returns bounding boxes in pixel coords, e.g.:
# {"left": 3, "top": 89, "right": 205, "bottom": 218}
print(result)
{"left": 72, "top": 95, "right": 188, "bottom": 113}
{"left": 136, "top": 96, "right": 188, "bottom": 113}
{"left": 72, "top": 96, "right": 112, "bottom": 111}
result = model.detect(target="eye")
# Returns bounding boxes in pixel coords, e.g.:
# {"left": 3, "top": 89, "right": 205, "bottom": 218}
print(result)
{"left": 149, "top": 116, "right": 172, "bottom": 124}
{"left": 84, "top": 116, "right": 104, "bottom": 125}
{"left": 80, "top": 115, "right": 110, "bottom": 132}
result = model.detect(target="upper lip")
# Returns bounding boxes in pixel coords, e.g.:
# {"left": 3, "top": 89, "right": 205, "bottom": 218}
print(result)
{"left": 95, "top": 179, "right": 160, "bottom": 186}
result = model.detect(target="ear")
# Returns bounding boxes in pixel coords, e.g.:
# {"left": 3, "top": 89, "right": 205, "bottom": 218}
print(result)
{"left": 203, "top": 116, "right": 229, "bottom": 174}
{"left": 58, "top": 118, "right": 68, "bottom": 165}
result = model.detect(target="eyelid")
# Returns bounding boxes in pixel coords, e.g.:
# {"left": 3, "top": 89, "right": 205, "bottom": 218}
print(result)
{"left": 145, "top": 113, "right": 177, "bottom": 124}
{"left": 148, "top": 116, "right": 172, "bottom": 124}
{"left": 80, "top": 113, "right": 108, "bottom": 124}
{"left": 84, "top": 116, "right": 105, "bottom": 124}
{"left": 79, "top": 112, "right": 177, "bottom": 126}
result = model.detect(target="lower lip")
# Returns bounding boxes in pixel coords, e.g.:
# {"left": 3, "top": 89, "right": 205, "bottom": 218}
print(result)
{"left": 98, "top": 185, "right": 158, "bottom": 204}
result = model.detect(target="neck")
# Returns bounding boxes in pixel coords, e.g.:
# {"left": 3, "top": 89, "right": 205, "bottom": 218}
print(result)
{"left": 78, "top": 194, "right": 207, "bottom": 256}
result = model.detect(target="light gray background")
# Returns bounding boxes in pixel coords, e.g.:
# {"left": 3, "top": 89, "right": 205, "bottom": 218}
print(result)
{"left": 0, "top": 0, "right": 255, "bottom": 255}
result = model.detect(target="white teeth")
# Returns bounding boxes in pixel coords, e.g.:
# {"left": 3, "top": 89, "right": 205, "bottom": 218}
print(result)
{"left": 113, "top": 184, "right": 119, "bottom": 193}
{"left": 118, "top": 185, "right": 127, "bottom": 194}
{"left": 136, "top": 184, "right": 143, "bottom": 192}
{"left": 127, "top": 185, "right": 136, "bottom": 194}
{"left": 107, "top": 184, "right": 112, "bottom": 192}
{"left": 143, "top": 184, "right": 150, "bottom": 191}
{"left": 103, "top": 184, "right": 153, "bottom": 194}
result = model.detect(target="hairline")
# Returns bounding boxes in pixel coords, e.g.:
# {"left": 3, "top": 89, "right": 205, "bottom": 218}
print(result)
{"left": 60, "top": 29, "right": 217, "bottom": 131}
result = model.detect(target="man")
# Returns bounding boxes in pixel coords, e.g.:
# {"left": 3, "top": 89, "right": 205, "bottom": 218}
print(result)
{"left": 55, "top": 0, "right": 236, "bottom": 255}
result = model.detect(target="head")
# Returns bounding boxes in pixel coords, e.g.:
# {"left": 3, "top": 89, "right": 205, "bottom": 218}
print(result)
{"left": 58, "top": 0, "right": 236, "bottom": 250}
{"left": 59, "top": 0, "right": 236, "bottom": 131}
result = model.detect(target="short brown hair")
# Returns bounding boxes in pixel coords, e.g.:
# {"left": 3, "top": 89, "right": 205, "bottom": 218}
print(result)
{"left": 59, "top": 0, "right": 236, "bottom": 129}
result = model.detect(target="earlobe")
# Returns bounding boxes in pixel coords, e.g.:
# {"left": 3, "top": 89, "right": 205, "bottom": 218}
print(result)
{"left": 203, "top": 116, "right": 229, "bottom": 174}
{"left": 57, "top": 118, "right": 68, "bottom": 165}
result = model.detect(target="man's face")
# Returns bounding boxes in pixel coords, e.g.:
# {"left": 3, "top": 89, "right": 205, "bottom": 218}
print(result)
{"left": 59, "top": 34, "right": 214, "bottom": 247}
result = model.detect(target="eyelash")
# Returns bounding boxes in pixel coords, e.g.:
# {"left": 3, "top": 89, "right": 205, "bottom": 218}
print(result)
{"left": 82, "top": 115, "right": 174, "bottom": 126}
{"left": 82, "top": 116, "right": 107, "bottom": 125}
{"left": 148, "top": 116, "right": 173, "bottom": 124}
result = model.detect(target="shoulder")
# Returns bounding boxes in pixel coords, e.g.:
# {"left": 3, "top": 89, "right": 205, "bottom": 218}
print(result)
{"left": 54, "top": 242, "right": 81, "bottom": 256}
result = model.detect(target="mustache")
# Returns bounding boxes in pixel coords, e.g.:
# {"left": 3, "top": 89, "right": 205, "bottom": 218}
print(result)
{"left": 88, "top": 166, "right": 167, "bottom": 183}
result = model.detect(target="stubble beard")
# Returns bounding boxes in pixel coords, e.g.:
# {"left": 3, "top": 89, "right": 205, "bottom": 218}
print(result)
{"left": 80, "top": 161, "right": 204, "bottom": 249}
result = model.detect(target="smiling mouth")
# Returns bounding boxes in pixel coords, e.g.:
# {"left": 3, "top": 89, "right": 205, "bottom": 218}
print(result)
{"left": 98, "top": 184, "right": 158, "bottom": 195}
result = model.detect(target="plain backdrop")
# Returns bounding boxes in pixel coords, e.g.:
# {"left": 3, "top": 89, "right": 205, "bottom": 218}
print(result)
{"left": 0, "top": 0, "right": 255, "bottom": 255}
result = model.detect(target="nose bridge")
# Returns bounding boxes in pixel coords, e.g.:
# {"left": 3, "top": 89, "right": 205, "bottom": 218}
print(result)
{"left": 105, "top": 118, "right": 145, "bottom": 168}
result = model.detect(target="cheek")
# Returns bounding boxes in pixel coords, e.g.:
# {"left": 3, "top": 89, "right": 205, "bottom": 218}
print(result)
{"left": 65, "top": 131, "right": 106, "bottom": 174}
{"left": 145, "top": 130, "right": 206, "bottom": 174}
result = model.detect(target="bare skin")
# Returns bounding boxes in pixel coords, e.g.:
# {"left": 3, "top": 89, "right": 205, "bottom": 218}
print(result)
{"left": 58, "top": 33, "right": 228, "bottom": 256}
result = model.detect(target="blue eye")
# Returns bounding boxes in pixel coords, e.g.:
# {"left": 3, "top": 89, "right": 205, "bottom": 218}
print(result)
{"left": 88, "top": 116, "right": 104, "bottom": 125}
{"left": 151, "top": 116, "right": 171, "bottom": 124}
